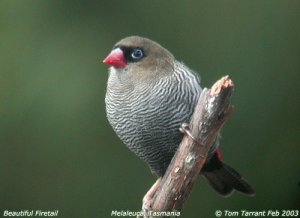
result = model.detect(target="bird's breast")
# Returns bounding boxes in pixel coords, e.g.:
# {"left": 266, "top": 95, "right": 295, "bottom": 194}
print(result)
{"left": 105, "top": 65, "right": 201, "bottom": 176}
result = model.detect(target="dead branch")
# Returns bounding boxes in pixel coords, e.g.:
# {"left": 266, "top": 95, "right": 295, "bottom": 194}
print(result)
{"left": 140, "top": 76, "right": 234, "bottom": 218}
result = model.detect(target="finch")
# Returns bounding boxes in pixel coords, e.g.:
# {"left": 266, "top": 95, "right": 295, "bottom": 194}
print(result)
{"left": 104, "top": 36, "right": 255, "bottom": 197}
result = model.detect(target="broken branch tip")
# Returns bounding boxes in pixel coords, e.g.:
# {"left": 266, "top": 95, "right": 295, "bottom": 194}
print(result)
{"left": 210, "top": 75, "right": 234, "bottom": 95}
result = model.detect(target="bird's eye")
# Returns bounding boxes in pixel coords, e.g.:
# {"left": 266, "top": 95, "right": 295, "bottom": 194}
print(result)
{"left": 131, "top": 48, "right": 144, "bottom": 60}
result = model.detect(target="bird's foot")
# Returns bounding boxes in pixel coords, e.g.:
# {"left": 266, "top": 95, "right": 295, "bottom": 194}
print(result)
{"left": 142, "top": 178, "right": 162, "bottom": 215}
{"left": 180, "top": 123, "right": 206, "bottom": 159}
{"left": 179, "top": 123, "right": 197, "bottom": 141}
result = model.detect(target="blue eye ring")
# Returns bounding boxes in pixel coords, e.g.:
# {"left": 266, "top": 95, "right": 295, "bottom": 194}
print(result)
{"left": 131, "top": 48, "right": 144, "bottom": 60}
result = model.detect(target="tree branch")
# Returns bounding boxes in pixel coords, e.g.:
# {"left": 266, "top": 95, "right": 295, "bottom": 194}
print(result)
{"left": 140, "top": 76, "right": 234, "bottom": 218}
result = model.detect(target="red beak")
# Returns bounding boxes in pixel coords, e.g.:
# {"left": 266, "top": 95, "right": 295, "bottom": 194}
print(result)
{"left": 103, "top": 48, "right": 126, "bottom": 68}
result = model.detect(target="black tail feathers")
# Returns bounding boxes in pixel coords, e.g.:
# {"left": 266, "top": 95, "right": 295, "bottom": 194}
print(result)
{"left": 202, "top": 152, "right": 255, "bottom": 197}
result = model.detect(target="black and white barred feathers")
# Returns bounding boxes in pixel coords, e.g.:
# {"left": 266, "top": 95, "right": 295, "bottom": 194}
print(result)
{"left": 106, "top": 59, "right": 201, "bottom": 176}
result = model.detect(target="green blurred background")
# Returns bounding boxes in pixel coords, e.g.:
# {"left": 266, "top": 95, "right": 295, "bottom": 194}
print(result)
{"left": 1, "top": 1, "right": 299, "bottom": 217}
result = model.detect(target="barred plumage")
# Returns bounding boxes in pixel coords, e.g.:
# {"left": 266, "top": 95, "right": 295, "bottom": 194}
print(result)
{"left": 106, "top": 61, "right": 201, "bottom": 176}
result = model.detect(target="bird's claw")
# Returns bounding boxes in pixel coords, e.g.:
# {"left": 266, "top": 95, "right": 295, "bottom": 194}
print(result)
{"left": 179, "top": 123, "right": 205, "bottom": 155}
{"left": 179, "top": 123, "right": 196, "bottom": 141}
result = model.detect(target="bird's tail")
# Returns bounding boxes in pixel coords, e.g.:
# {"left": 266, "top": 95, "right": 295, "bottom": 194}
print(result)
{"left": 202, "top": 149, "right": 255, "bottom": 197}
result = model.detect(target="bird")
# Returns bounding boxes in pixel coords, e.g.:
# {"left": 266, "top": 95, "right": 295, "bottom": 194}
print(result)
{"left": 103, "top": 36, "right": 255, "bottom": 198}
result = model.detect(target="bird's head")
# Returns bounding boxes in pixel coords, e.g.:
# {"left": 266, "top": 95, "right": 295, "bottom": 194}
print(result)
{"left": 103, "top": 36, "right": 175, "bottom": 82}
